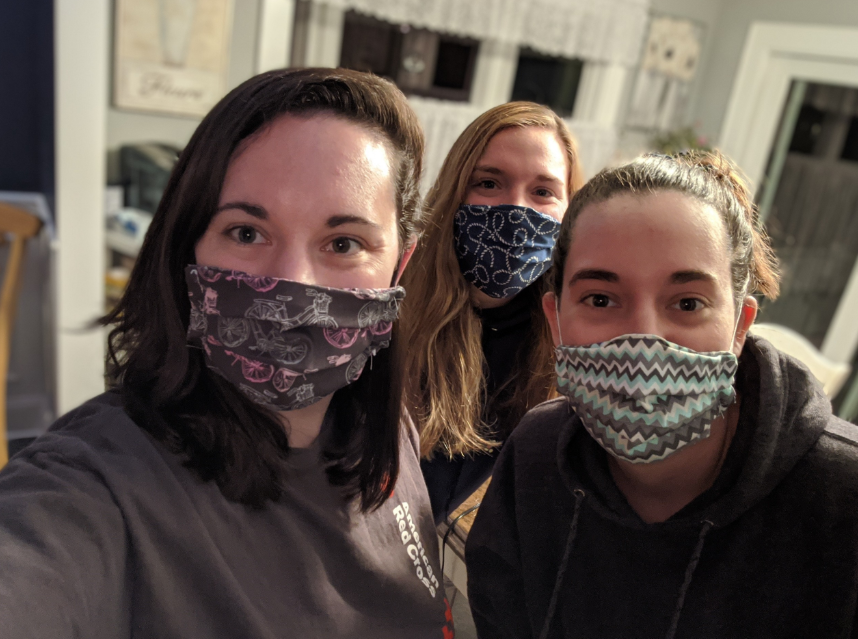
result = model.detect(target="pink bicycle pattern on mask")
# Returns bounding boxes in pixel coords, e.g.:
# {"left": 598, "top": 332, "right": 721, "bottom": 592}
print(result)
{"left": 224, "top": 350, "right": 275, "bottom": 383}
{"left": 323, "top": 326, "right": 361, "bottom": 349}
{"left": 272, "top": 367, "right": 301, "bottom": 393}
{"left": 225, "top": 271, "right": 279, "bottom": 292}
{"left": 196, "top": 266, "right": 224, "bottom": 283}
{"left": 245, "top": 290, "right": 338, "bottom": 330}
{"left": 357, "top": 298, "right": 400, "bottom": 333}
{"left": 189, "top": 302, "right": 208, "bottom": 334}
{"left": 346, "top": 352, "right": 368, "bottom": 382}
{"left": 218, "top": 316, "right": 250, "bottom": 348}
{"left": 248, "top": 319, "right": 312, "bottom": 366}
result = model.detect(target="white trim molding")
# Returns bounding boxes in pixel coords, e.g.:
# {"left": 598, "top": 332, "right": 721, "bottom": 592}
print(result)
{"left": 256, "top": 0, "right": 296, "bottom": 72}
{"left": 719, "top": 21, "right": 858, "bottom": 366}
{"left": 719, "top": 22, "right": 858, "bottom": 193}
{"left": 54, "top": 0, "right": 110, "bottom": 414}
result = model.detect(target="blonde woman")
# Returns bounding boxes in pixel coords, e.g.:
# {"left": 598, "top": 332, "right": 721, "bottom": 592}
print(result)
{"left": 401, "top": 102, "right": 583, "bottom": 522}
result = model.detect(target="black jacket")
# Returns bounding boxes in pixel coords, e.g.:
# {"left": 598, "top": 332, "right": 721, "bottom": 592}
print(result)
{"left": 466, "top": 336, "right": 858, "bottom": 638}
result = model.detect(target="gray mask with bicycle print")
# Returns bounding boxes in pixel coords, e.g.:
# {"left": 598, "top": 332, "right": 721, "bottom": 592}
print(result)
{"left": 185, "top": 265, "right": 405, "bottom": 411}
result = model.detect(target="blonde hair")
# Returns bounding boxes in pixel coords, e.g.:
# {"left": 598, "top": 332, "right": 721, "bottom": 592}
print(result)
{"left": 401, "top": 102, "right": 584, "bottom": 458}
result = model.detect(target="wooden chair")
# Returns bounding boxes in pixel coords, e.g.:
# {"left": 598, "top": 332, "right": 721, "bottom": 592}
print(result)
{"left": 0, "top": 203, "right": 43, "bottom": 467}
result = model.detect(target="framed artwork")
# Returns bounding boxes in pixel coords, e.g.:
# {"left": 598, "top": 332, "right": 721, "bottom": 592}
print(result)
{"left": 113, "top": 0, "right": 234, "bottom": 117}
{"left": 625, "top": 15, "right": 704, "bottom": 132}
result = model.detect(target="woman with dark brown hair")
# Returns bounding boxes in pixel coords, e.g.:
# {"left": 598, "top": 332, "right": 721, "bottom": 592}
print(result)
{"left": 400, "top": 102, "right": 583, "bottom": 522}
{"left": 0, "top": 68, "right": 452, "bottom": 638}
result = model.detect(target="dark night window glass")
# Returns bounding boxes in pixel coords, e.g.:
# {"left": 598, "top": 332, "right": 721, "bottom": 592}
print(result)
{"left": 433, "top": 40, "right": 471, "bottom": 89}
{"left": 841, "top": 117, "right": 858, "bottom": 162}
{"left": 788, "top": 105, "right": 826, "bottom": 155}
{"left": 338, "top": 11, "right": 477, "bottom": 102}
{"left": 511, "top": 48, "right": 583, "bottom": 117}
{"left": 338, "top": 12, "right": 400, "bottom": 78}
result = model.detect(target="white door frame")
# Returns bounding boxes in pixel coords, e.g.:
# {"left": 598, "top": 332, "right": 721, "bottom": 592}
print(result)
{"left": 719, "top": 22, "right": 858, "bottom": 365}
{"left": 54, "top": 0, "right": 110, "bottom": 414}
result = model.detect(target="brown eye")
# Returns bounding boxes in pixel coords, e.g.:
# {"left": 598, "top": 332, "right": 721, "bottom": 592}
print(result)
{"left": 330, "top": 237, "right": 360, "bottom": 254}
{"left": 234, "top": 226, "right": 257, "bottom": 244}
{"left": 677, "top": 298, "right": 703, "bottom": 312}
{"left": 588, "top": 294, "right": 611, "bottom": 308}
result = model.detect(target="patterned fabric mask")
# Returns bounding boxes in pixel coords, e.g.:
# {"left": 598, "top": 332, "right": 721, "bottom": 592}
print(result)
{"left": 453, "top": 204, "right": 561, "bottom": 299}
{"left": 555, "top": 334, "right": 739, "bottom": 464}
{"left": 185, "top": 265, "right": 404, "bottom": 411}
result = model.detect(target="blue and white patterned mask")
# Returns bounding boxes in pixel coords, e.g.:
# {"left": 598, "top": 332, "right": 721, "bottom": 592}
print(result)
{"left": 555, "top": 333, "right": 739, "bottom": 464}
{"left": 453, "top": 204, "right": 561, "bottom": 299}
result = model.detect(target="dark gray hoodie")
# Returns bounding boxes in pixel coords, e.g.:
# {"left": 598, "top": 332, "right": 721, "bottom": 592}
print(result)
{"left": 0, "top": 392, "right": 453, "bottom": 638}
{"left": 466, "top": 335, "right": 858, "bottom": 638}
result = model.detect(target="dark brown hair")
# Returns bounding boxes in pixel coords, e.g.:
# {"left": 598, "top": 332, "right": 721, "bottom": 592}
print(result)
{"left": 103, "top": 68, "right": 424, "bottom": 511}
{"left": 552, "top": 150, "right": 780, "bottom": 307}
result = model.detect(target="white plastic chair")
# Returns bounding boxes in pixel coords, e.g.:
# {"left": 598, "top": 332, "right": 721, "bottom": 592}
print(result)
{"left": 749, "top": 323, "right": 852, "bottom": 398}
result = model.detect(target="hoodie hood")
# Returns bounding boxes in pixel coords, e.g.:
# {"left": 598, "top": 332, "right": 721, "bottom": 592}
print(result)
{"left": 556, "top": 334, "right": 832, "bottom": 530}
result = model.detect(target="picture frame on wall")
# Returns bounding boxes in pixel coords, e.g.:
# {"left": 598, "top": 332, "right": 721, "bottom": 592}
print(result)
{"left": 113, "top": 0, "right": 234, "bottom": 118}
{"left": 625, "top": 15, "right": 704, "bottom": 132}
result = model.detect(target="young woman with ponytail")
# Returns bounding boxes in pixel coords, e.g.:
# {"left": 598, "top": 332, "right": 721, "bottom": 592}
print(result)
{"left": 467, "top": 151, "right": 858, "bottom": 639}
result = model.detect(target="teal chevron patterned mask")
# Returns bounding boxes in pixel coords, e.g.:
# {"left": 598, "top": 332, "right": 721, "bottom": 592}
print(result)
{"left": 555, "top": 334, "right": 739, "bottom": 464}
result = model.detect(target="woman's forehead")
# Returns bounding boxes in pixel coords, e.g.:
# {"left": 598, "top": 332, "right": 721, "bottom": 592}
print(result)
{"left": 218, "top": 114, "right": 398, "bottom": 231}
{"left": 567, "top": 191, "right": 730, "bottom": 281}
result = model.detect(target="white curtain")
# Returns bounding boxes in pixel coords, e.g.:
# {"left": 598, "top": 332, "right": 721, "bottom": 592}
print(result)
{"left": 407, "top": 96, "right": 618, "bottom": 194}
{"left": 321, "top": 0, "right": 650, "bottom": 66}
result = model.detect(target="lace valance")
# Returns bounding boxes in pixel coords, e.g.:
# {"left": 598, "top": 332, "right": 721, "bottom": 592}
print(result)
{"left": 407, "top": 96, "right": 618, "bottom": 194}
{"left": 320, "top": 0, "right": 650, "bottom": 66}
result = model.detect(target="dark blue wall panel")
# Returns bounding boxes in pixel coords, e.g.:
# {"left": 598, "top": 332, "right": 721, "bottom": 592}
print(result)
{"left": 0, "top": 0, "right": 54, "bottom": 205}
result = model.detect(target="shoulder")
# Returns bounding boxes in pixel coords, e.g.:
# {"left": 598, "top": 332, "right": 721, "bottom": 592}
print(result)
{"left": 493, "top": 398, "right": 576, "bottom": 482}
{"left": 26, "top": 391, "right": 152, "bottom": 456}
{"left": 809, "top": 417, "right": 858, "bottom": 473}
{"left": 506, "top": 398, "right": 574, "bottom": 450}
{"left": 793, "top": 416, "right": 858, "bottom": 507}
{"left": 6, "top": 391, "right": 173, "bottom": 492}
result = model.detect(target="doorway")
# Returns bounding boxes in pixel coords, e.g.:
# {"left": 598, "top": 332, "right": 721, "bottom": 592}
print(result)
{"left": 756, "top": 82, "right": 858, "bottom": 419}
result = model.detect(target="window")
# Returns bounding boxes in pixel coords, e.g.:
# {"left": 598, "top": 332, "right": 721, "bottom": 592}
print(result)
{"left": 510, "top": 48, "right": 584, "bottom": 118}
{"left": 338, "top": 11, "right": 479, "bottom": 102}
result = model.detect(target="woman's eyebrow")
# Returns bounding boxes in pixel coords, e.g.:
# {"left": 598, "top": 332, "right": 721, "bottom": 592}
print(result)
{"left": 326, "top": 214, "right": 383, "bottom": 231}
{"left": 569, "top": 269, "right": 619, "bottom": 286}
{"left": 535, "top": 173, "right": 565, "bottom": 187}
{"left": 670, "top": 270, "right": 717, "bottom": 285}
{"left": 215, "top": 202, "right": 267, "bottom": 219}
{"left": 472, "top": 165, "right": 504, "bottom": 176}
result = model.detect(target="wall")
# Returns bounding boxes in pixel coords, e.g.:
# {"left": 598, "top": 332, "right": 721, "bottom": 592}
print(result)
{"left": 105, "top": 0, "right": 261, "bottom": 181}
{"left": 696, "top": 0, "right": 858, "bottom": 142}
{"left": 0, "top": 0, "right": 54, "bottom": 199}
{"left": 648, "top": 0, "right": 724, "bottom": 135}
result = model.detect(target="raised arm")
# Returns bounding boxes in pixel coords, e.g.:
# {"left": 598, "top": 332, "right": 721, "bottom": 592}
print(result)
{"left": 0, "top": 446, "right": 128, "bottom": 638}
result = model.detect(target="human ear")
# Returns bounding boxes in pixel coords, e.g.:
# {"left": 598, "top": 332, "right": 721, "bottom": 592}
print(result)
{"left": 542, "top": 291, "right": 561, "bottom": 347}
{"left": 392, "top": 235, "right": 418, "bottom": 286}
{"left": 731, "top": 296, "right": 759, "bottom": 357}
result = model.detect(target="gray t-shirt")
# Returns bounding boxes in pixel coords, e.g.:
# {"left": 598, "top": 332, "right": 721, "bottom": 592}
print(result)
{"left": 0, "top": 392, "right": 452, "bottom": 638}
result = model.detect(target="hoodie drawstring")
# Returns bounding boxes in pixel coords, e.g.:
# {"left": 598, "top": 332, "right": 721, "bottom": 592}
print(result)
{"left": 665, "top": 519, "right": 714, "bottom": 639}
{"left": 538, "top": 488, "right": 586, "bottom": 639}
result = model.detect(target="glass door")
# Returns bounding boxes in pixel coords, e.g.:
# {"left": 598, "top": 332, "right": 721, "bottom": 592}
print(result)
{"left": 756, "top": 81, "right": 858, "bottom": 416}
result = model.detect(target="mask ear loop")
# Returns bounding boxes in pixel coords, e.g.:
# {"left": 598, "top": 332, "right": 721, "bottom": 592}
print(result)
{"left": 555, "top": 298, "right": 565, "bottom": 347}
{"left": 731, "top": 276, "right": 751, "bottom": 345}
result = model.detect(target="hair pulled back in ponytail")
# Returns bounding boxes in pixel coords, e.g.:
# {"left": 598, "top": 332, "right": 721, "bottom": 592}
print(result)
{"left": 551, "top": 150, "right": 780, "bottom": 308}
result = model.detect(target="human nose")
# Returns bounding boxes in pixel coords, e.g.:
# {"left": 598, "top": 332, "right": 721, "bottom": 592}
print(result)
{"left": 627, "top": 302, "right": 663, "bottom": 337}
{"left": 268, "top": 245, "right": 317, "bottom": 285}
{"left": 507, "top": 184, "right": 532, "bottom": 209}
